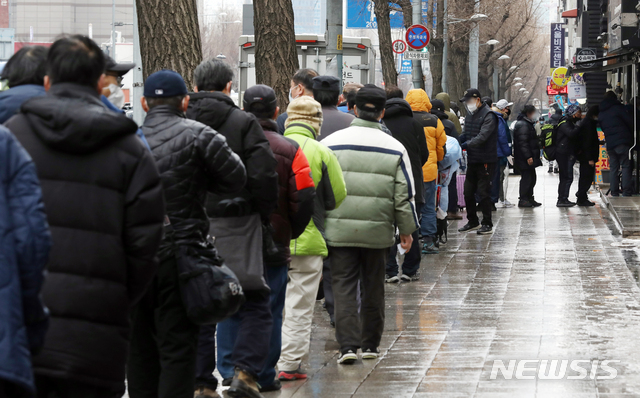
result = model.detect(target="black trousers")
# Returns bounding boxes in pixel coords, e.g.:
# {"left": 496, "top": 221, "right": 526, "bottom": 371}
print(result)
{"left": 195, "top": 324, "right": 218, "bottom": 390}
{"left": 330, "top": 246, "right": 387, "bottom": 352}
{"left": 386, "top": 230, "right": 420, "bottom": 277}
{"left": 556, "top": 153, "right": 575, "bottom": 201}
{"left": 577, "top": 160, "right": 595, "bottom": 201}
{"left": 35, "top": 376, "right": 122, "bottom": 398}
{"left": 518, "top": 168, "right": 537, "bottom": 201}
{"left": 322, "top": 255, "right": 334, "bottom": 322}
{"left": 464, "top": 162, "right": 496, "bottom": 227}
{"left": 448, "top": 171, "right": 459, "bottom": 212}
{"left": 127, "top": 256, "right": 200, "bottom": 398}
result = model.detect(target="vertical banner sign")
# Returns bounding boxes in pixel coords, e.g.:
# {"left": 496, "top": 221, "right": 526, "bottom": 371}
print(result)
{"left": 550, "top": 23, "right": 565, "bottom": 71}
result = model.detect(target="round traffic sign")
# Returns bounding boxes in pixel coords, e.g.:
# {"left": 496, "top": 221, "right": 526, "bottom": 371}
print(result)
{"left": 552, "top": 67, "right": 570, "bottom": 87}
{"left": 405, "top": 24, "right": 430, "bottom": 50}
{"left": 392, "top": 39, "right": 407, "bottom": 54}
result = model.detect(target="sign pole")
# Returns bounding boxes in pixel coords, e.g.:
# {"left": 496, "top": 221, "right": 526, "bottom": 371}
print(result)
{"left": 411, "top": 0, "right": 423, "bottom": 89}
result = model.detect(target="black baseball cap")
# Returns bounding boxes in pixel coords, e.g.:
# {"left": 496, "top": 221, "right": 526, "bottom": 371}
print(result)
{"left": 459, "top": 88, "right": 482, "bottom": 103}
{"left": 243, "top": 84, "right": 278, "bottom": 115}
{"left": 431, "top": 99, "right": 446, "bottom": 112}
{"left": 312, "top": 75, "right": 340, "bottom": 92}
{"left": 105, "top": 55, "right": 135, "bottom": 76}
{"left": 143, "top": 70, "right": 187, "bottom": 98}
{"left": 355, "top": 84, "right": 386, "bottom": 113}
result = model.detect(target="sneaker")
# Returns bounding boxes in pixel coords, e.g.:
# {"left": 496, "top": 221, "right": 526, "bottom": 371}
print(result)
{"left": 338, "top": 349, "right": 358, "bottom": 365}
{"left": 195, "top": 387, "right": 221, "bottom": 398}
{"left": 503, "top": 200, "right": 514, "bottom": 207}
{"left": 577, "top": 200, "right": 595, "bottom": 207}
{"left": 477, "top": 225, "right": 493, "bottom": 235}
{"left": 518, "top": 200, "right": 533, "bottom": 208}
{"left": 408, "top": 273, "right": 420, "bottom": 281}
{"left": 422, "top": 241, "right": 439, "bottom": 254}
{"left": 496, "top": 201, "right": 505, "bottom": 208}
{"left": 259, "top": 380, "right": 282, "bottom": 393}
{"left": 400, "top": 274, "right": 411, "bottom": 282}
{"left": 548, "top": 166, "right": 554, "bottom": 173}
{"left": 362, "top": 348, "right": 380, "bottom": 360}
{"left": 458, "top": 222, "right": 480, "bottom": 232}
{"left": 278, "top": 367, "right": 307, "bottom": 381}
{"left": 385, "top": 275, "right": 401, "bottom": 283}
{"left": 556, "top": 199, "right": 576, "bottom": 207}
{"left": 447, "top": 211, "right": 463, "bottom": 220}
{"left": 228, "top": 369, "right": 263, "bottom": 398}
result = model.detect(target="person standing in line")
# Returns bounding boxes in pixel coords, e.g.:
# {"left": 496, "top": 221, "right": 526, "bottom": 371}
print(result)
{"left": 599, "top": 91, "right": 634, "bottom": 196}
{"left": 338, "top": 82, "right": 363, "bottom": 113}
{"left": 435, "top": 92, "right": 463, "bottom": 135}
{"left": 5, "top": 35, "right": 165, "bottom": 397}
{"left": 405, "top": 89, "right": 446, "bottom": 253}
{"left": 277, "top": 69, "right": 319, "bottom": 134}
{"left": 513, "top": 105, "right": 542, "bottom": 208}
{"left": 575, "top": 105, "right": 601, "bottom": 206}
{"left": 278, "top": 96, "right": 347, "bottom": 380}
{"left": 322, "top": 85, "right": 418, "bottom": 364}
{"left": 457, "top": 88, "right": 499, "bottom": 235}
{"left": 490, "top": 99, "right": 513, "bottom": 208}
{"left": 0, "top": 126, "right": 51, "bottom": 398}
{"left": 0, "top": 46, "right": 48, "bottom": 124}
{"left": 312, "top": 76, "right": 355, "bottom": 139}
{"left": 555, "top": 104, "right": 583, "bottom": 207}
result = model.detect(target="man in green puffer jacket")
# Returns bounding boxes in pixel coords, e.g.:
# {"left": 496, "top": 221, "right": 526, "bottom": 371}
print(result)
{"left": 321, "top": 84, "right": 419, "bottom": 365}
{"left": 277, "top": 96, "right": 347, "bottom": 380}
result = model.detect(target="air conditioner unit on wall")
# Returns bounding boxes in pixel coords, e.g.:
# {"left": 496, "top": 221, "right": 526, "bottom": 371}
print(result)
{"left": 608, "top": 0, "right": 640, "bottom": 52}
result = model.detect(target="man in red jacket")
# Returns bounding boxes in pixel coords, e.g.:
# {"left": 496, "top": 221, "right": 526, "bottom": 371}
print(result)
{"left": 219, "top": 84, "right": 315, "bottom": 395}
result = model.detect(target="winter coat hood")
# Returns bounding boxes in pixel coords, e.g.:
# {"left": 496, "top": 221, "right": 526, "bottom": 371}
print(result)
{"left": 435, "top": 92, "right": 452, "bottom": 110}
{"left": 406, "top": 89, "right": 432, "bottom": 112}
{"left": 384, "top": 98, "right": 414, "bottom": 118}
{"left": 187, "top": 91, "right": 237, "bottom": 131}
{"left": 20, "top": 83, "right": 138, "bottom": 154}
{"left": 0, "top": 84, "right": 46, "bottom": 124}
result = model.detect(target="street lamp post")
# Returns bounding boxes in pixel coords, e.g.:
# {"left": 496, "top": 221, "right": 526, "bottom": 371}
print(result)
{"left": 493, "top": 54, "right": 509, "bottom": 99}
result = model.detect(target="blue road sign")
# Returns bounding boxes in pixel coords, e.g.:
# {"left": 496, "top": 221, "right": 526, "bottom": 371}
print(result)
{"left": 346, "top": 0, "right": 432, "bottom": 29}
{"left": 400, "top": 57, "right": 412, "bottom": 74}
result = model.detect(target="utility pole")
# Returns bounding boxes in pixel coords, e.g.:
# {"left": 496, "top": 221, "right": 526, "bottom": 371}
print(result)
{"left": 326, "top": 0, "right": 343, "bottom": 88}
{"left": 469, "top": 0, "right": 479, "bottom": 88}
{"left": 411, "top": 0, "right": 423, "bottom": 89}
{"left": 111, "top": 0, "right": 116, "bottom": 58}
{"left": 441, "top": 0, "right": 448, "bottom": 92}
{"left": 132, "top": 0, "right": 145, "bottom": 125}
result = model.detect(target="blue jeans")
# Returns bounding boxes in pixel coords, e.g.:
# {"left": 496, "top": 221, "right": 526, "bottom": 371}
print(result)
{"left": 216, "top": 266, "right": 286, "bottom": 385}
{"left": 420, "top": 180, "right": 437, "bottom": 238}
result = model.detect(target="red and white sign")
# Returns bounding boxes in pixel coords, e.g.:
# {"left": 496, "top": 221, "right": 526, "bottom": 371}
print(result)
{"left": 392, "top": 39, "right": 407, "bottom": 54}
{"left": 405, "top": 24, "right": 430, "bottom": 50}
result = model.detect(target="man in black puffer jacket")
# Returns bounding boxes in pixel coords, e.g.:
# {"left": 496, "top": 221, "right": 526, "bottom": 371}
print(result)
{"left": 5, "top": 35, "right": 165, "bottom": 397}
{"left": 600, "top": 91, "right": 634, "bottom": 196}
{"left": 187, "top": 59, "right": 278, "bottom": 398}
{"left": 126, "top": 70, "right": 247, "bottom": 398}
{"left": 458, "top": 88, "right": 498, "bottom": 235}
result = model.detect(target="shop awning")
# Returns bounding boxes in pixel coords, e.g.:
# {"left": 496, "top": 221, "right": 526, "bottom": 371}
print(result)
{"left": 561, "top": 9, "right": 578, "bottom": 18}
{"left": 569, "top": 51, "right": 637, "bottom": 74}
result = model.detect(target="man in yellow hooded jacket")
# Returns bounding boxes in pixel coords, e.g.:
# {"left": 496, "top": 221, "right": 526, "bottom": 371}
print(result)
{"left": 405, "top": 89, "right": 447, "bottom": 254}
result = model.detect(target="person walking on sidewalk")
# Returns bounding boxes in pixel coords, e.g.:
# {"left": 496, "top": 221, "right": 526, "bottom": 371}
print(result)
{"left": 599, "top": 91, "right": 634, "bottom": 196}
{"left": 457, "top": 88, "right": 499, "bottom": 235}
{"left": 556, "top": 104, "right": 583, "bottom": 207}
{"left": 128, "top": 70, "right": 247, "bottom": 398}
{"left": 321, "top": 85, "right": 418, "bottom": 365}
{"left": 575, "top": 105, "right": 601, "bottom": 206}
{"left": 405, "top": 89, "right": 446, "bottom": 254}
{"left": 278, "top": 96, "right": 347, "bottom": 379}
{"left": 383, "top": 86, "right": 428, "bottom": 282}
{"left": 5, "top": 35, "right": 166, "bottom": 397}
{"left": 243, "top": 85, "right": 316, "bottom": 393}
{"left": 513, "top": 105, "right": 542, "bottom": 208}
{"left": 187, "top": 59, "right": 279, "bottom": 398}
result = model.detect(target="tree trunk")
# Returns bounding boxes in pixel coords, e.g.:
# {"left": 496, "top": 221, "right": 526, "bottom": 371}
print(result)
{"left": 429, "top": 0, "right": 445, "bottom": 95}
{"left": 253, "top": 0, "right": 299, "bottom": 109}
{"left": 374, "top": 1, "right": 397, "bottom": 88}
{"left": 136, "top": 0, "right": 202, "bottom": 90}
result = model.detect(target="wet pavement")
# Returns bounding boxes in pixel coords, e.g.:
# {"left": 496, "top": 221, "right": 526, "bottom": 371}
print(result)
{"left": 254, "top": 168, "right": 640, "bottom": 398}
{"left": 603, "top": 195, "right": 640, "bottom": 237}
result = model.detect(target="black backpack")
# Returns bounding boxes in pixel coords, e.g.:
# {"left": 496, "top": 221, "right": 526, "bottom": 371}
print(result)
{"left": 540, "top": 119, "right": 565, "bottom": 161}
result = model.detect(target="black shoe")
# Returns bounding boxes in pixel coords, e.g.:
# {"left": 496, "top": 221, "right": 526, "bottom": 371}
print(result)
{"left": 518, "top": 200, "right": 533, "bottom": 208}
{"left": 259, "top": 380, "right": 281, "bottom": 393}
{"left": 556, "top": 199, "right": 576, "bottom": 207}
{"left": 491, "top": 203, "right": 497, "bottom": 211}
{"left": 222, "top": 378, "right": 233, "bottom": 387}
{"left": 577, "top": 200, "right": 595, "bottom": 207}
{"left": 228, "top": 369, "right": 263, "bottom": 398}
{"left": 531, "top": 199, "right": 542, "bottom": 207}
{"left": 458, "top": 222, "right": 480, "bottom": 232}
{"left": 477, "top": 225, "right": 493, "bottom": 235}
{"left": 554, "top": 168, "right": 559, "bottom": 173}
{"left": 338, "top": 349, "right": 358, "bottom": 364}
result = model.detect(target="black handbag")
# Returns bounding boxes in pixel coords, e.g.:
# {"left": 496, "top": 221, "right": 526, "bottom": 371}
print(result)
{"left": 167, "top": 217, "right": 245, "bottom": 325}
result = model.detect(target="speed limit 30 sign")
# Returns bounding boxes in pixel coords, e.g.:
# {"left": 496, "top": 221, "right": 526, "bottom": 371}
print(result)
{"left": 392, "top": 40, "right": 407, "bottom": 54}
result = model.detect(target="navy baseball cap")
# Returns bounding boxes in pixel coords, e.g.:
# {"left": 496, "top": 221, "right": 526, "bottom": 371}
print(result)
{"left": 312, "top": 75, "right": 340, "bottom": 92}
{"left": 355, "top": 84, "right": 386, "bottom": 113}
{"left": 144, "top": 70, "right": 188, "bottom": 98}
{"left": 459, "top": 88, "right": 482, "bottom": 103}
{"left": 243, "top": 84, "right": 278, "bottom": 115}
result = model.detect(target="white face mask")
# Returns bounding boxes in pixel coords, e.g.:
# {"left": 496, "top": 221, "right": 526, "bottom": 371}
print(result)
{"left": 107, "top": 83, "right": 125, "bottom": 109}
{"left": 289, "top": 85, "right": 300, "bottom": 103}
{"left": 466, "top": 100, "right": 478, "bottom": 114}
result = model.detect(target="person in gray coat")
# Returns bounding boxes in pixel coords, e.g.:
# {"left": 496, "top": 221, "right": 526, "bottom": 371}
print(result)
{"left": 312, "top": 76, "right": 355, "bottom": 140}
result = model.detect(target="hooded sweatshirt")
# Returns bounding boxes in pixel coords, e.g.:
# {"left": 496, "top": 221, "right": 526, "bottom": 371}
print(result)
{"left": 435, "top": 92, "right": 463, "bottom": 134}
{"left": 406, "top": 89, "right": 447, "bottom": 182}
